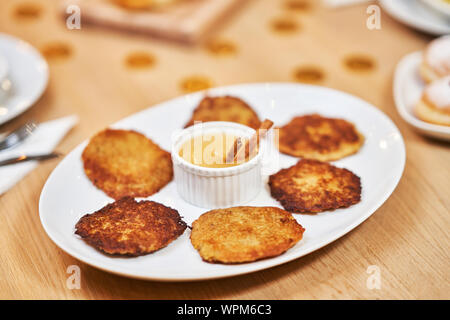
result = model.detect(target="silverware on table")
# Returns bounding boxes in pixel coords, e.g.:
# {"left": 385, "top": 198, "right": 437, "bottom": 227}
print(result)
{"left": 0, "top": 152, "right": 60, "bottom": 167}
{"left": 0, "top": 122, "right": 37, "bottom": 151}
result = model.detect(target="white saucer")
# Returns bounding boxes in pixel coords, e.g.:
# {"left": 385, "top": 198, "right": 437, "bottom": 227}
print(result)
{"left": 380, "top": 0, "right": 450, "bottom": 35}
{"left": 0, "top": 33, "right": 49, "bottom": 126}
{"left": 393, "top": 51, "right": 450, "bottom": 141}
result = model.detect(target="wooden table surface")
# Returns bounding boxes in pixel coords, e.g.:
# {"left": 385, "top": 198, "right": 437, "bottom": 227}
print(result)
{"left": 0, "top": 0, "right": 448, "bottom": 299}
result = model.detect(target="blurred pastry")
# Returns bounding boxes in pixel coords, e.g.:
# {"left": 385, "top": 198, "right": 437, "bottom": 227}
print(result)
{"left": 75, "top": 197, "right": 187, "bottom": 256}
{"left": 278, "top": 114, "right": 364, "bottom": 161}
{"left": 184, "top": 96, "right": 261, "bottom": 129}
{"left": 190, "top": 206, "right": 305, "bottom": 264}
{"left": 269, "top": 159, "right": 362, "bottom": 214}
{"left": 420, "top": 35, "right": 450, "bottom": 83}
{"left": 416, "top": 76, "right": 450, "bottom": 126}
{"left": 82, "top": 129, "right": 173, "bottom": 199}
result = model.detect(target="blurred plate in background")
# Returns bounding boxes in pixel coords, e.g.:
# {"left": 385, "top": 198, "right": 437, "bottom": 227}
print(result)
{"left": 393, "top": 51, "right": 450, "bottom": 141}
{"left": 421, "top": 0, "right": 450, "bottom": 18}
{"left": 0, "top": 34, "right": 48, "bottom": 126}
{"left": 380, "top": 0, "right": 450, "bottom": 35}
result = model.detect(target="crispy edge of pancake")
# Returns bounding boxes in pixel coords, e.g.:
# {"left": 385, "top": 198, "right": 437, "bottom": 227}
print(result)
{"left": 75, "top": 197, "right": 187, "bottom": 256}
{"left": 82, "top": 129, "right": 173, "bottom": 199}
{"left": 268, "top": 159, "right": 361, "bottom": 213}
{"left": 190, "top": 206, "right": 305, "bottom": 264}
{"left": 184, "top": 95, "right": 262, "bottom": 129}
{"left": 278, "top": 114, "right": 365, "bottom": 161}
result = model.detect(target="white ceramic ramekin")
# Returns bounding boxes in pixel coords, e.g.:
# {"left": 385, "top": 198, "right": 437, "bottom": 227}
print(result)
{"left": 171, "top": 121, "right": 262, "bottom": 209}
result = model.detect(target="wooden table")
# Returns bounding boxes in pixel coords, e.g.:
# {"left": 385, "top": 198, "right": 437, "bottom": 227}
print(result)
{"left": 0, "top": 0, "right": 448, "bottom": 299}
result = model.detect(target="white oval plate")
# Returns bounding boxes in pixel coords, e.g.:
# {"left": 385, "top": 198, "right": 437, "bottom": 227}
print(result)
{"left": 394, "top": 51, "right": 450, "bottom": 141}
{"left": 380, "top": 0, "right": 450, "bottom": 35}
{"left": 0, "top": 33, "right": 49, "bottom": 126}
{"left": 39, "top": 83, "right": 406, "bottom": 281}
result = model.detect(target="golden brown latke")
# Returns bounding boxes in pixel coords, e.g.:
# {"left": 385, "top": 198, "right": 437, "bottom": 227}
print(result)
{"left": 184, "top": 96, "right": 261, "bottom": 129}
{"left": 82, "top": 129, "right": 173, "bottom": 199}
{"left": 269, "top": 159, "right": 361, "bottom": 213}
{"left": 75, "top": 197, "right": 187, "bottom": 256}
{"left": 190, "top": 206, "right": 305, "bottom": 264}
{"left": 278, "top": 114, "right": 364, "bottom": 161}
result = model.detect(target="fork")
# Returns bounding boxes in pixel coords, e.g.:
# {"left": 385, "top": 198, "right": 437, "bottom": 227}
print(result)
{"left": 0, "top": 122, "right": 37, "bottom": 151}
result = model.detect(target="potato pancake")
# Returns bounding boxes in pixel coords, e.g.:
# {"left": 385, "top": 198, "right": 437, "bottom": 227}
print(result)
{"left": 278, "top": 114, "right": 364, "bottom": 161}
{"left": 75, "top": 197, "right": 187, "bottom": 256}
{"left": 82, "top": 129, "right": 173, "bottom": 199}
{"left": 184, "top": 96, "right": 261, "bottom": 129}
{"left": 269, "top": 159, "right": 361, "bottom": 213}
{"left": 190, "top": 206, "right": 305, "bottom": 264}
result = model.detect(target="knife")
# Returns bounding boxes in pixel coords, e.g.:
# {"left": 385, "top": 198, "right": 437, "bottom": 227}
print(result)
{"left": 0, "top": 152, "right": 61, "bottom": 167}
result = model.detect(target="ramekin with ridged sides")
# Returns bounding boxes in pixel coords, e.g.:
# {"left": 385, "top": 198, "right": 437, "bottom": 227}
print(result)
{"left": 171, "top": 121, "right": 262, "bottom": 209}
